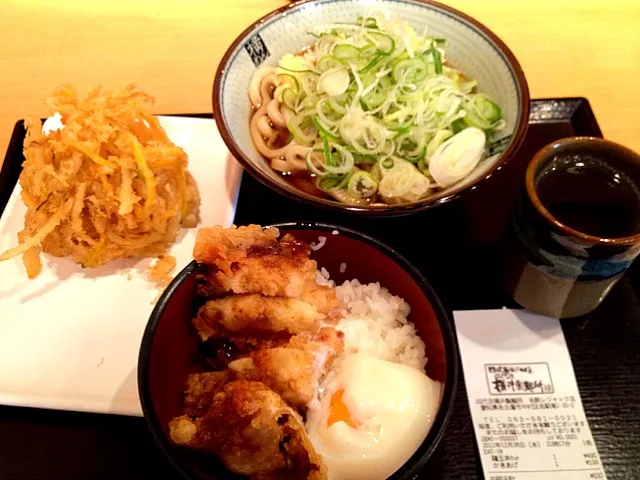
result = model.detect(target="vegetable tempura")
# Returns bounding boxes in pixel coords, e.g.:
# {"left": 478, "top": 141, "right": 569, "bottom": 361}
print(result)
{"left": 0, "top": 85, "right": 200, "bottom": 281}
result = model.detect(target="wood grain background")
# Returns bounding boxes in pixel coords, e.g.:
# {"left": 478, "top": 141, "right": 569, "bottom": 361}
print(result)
{"left": 1, "top": 0, "right": 638, "bottom": 167}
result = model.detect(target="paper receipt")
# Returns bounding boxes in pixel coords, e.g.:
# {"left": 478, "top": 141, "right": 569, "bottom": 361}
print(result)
{"left": 454, "top": 309, "right": 607, "bottom": 480}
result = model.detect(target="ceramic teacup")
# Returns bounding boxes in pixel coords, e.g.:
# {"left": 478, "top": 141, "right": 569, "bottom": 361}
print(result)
{"left": 504, "top": 137, "right": 640, "bottom": 318}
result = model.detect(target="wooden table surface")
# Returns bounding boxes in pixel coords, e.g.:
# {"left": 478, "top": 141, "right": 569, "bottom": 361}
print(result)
{"left": 1, "top": 0, "right": 639, "bottom": 168}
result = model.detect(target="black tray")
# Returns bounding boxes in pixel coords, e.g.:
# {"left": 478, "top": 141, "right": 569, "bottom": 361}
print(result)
{"left": 234, "top": 98, "right": 637, "bottom": 479}
{"left": 0, "top": 99, "right": 637, "bottom": 480}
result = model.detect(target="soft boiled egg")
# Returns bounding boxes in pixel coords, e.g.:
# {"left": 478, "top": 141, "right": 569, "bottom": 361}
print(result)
{"left": 306, "top": 352, "right": 441, "bottom": 480}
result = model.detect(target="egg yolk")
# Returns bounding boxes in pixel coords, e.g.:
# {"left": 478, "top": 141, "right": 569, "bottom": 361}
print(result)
{"left": 327, "top": 389, "right": 358, "bottom": 428}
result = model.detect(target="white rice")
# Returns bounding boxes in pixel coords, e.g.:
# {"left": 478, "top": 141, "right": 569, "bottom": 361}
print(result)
{"left": 317, "top": 269, "right": 427, "bottom": 370}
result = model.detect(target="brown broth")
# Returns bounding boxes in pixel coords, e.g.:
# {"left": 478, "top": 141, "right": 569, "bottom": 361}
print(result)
{"left": 281, "top": 171, "right": 331, "bottom": 200}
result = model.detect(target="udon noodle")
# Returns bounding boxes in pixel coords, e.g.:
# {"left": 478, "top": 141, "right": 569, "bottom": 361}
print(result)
{"left": 249, "top": 66, "right": 310, "bottom": 174}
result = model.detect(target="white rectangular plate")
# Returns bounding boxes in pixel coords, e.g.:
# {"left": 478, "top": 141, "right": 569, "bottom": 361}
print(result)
{"left": 0, "top": 116, "right": 241, "bottom": 416}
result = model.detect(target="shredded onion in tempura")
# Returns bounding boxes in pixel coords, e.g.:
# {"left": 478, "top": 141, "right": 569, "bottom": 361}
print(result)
{"left": 0, "top": 84, "right": 201, "bottom": 282}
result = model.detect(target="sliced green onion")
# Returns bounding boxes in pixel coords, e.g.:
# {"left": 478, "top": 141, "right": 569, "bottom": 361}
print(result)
{"left": 317, "top": 172, "right": 351, "bottom": 191}
{"left": 386, "top": 115, "right": 414, "bottom": 133}
{"left": 327, "top": 95, "right": 348, "bottom": 115}
{"left": 317, "top": 35, "right": 340, "bottom": 53}
{"left": 306, "top": 148, "right": 330, "bottom": 177}
{"left": 405, "top": 147, "right": 426, "bottom": 163}
{"left": 458, "top": 78, "right": 478, "bottom": 94}
{"left": 317, "top": 176, "right": 340, "bottom": 190}
{"left": 332, "top": 44, "right": 360, "bottom": 61}
{"left": 429, "top": 127, "right": 486, "bottom": 187}
{"left": 464, "top": 93, "right": 503, "bottom": 129}
{"left": 317, "top": 55, "right": 342, "bottom": 72}
{"left": 277, "top": 73, "right": 300, "bottom": 92}
{"left": 426, "top": 129, "right": 453, "bottom": 160}
{"left": 367, "top": 31, "right": 395, "bottom": 55}
{"left": 363, "top": 17, "right": 378, "bottom": 29}
{"left": 305, "top": 142, "right": 355, "bottom": 177}
{"left": 358, "top": 53, "right": 384, "bottom": 73}
{"left": 451, "top": 118, "right": 467, "bottom": 134}
{"left": 348, "top": 170, "right": 378, "bottom": 198}
{"left": 358, "top": 41, "right": 376, "bottom": 56}
{"left": 314, "top": 116, "right": 340, "bottom": 141}
{"left": 277, "top": 53, "right": 315, "bottom": 73}
{"left": 277, "top": 65, "right": 314, "bottom": 74}
{"left": 392, "top": 58, "right": 428, "bottom": 84}
{"left": 317, "top": 67, "right": 350, "bottom": 96}
{"left": 300, "top": 73, "right": 319, "bottom": 97}
{"left": 378, "top": 158, "right": 431, "bottom": 203}
{"left": 303, "top": 95, "right": 318, "bottom": 109}
{"left": 322, "top": 135, "right": 333, "bottom": 167}
{"left": 270, "top": 12, "right": 504, "bottom": 206}
{"left": 431, "top": 43, "right": 443, "bottom": 75}
{"left": 396, "top": 131, "right": 427, "bottom": 163}
{"left": 327, "top": 143, "right": 355, "bottom": 175}
{"left": 326, "top": 186, "right": 371, "bottom": 205}
{"left": 389, "top": 51, "right": 410, "bottom": 69}
{"left": 353, "top": 152, "right": 376, "bottom": 164}
{"left": 361, "top": 86, "right": 388, "bottom": 109}
{"left": 288, "top": 114, "right": 317, "bottom": 145}
{"left": 281, "top": 88, "right": 297, "bottom": 110}
{"left": 317, "top": 100, "right": 343, "bottom": 123}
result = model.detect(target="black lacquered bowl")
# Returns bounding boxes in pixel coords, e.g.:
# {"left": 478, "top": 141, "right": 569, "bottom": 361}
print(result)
{"left": 138, "top": 222, "right": 459, "bottom": 479}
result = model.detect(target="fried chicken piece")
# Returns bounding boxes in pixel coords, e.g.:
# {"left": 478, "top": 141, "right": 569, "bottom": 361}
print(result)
{"left": 195, "top": 270, "right": 341, "bottom": 320}
{"left": 183, "top": 371, "right": 232, "bottom": 417}
{"left": 228, "top": 348, "right": 316, "bottom": 410}
{"left": 195, "top": 266, "right": 226, "bottom": 298}
{"left": 169, "top": 381, "right": 327, "bottom": 480}
{"left": 194, "top": 224, "right": 279, "bottom": 298}
{"left": 299, "top": 281, "right": 341, "bottom": 317}
{"left": 194, "top": 224, "right": 280, "bottom": 268}
{"left": 220, "top": 255, "right": 316, "bottom": 298}
{"left": 194, "top": 226, "right": 318, "bottom": 298}
{"left": 228, "top": 328, "right": 344, "bottom": 410}
{"left": 193, "top": 226, "right": 341, "bottom": 322}
{"left": 199, "top": 334, "right": 294, "bottom": 370}
{"left": 169, "top": 416, "right": 200, "bottom": 446}
{"left": 289, "top": 326, "right": 345, "bottom": 358}
{"left": 199, "top": 326, "right": 345, "bottom": 370}
{"left": 193, "top": 294, "right": 324, "bottom": 341}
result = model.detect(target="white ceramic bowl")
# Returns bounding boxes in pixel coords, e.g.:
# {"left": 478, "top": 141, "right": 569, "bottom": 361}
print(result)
{"left": 213, "top": 0, "right": 530, "bottom": 214}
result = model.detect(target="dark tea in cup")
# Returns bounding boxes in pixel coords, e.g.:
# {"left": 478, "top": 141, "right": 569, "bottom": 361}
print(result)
{"left": 537, "top": 154, "right": 640, "bottom": 238}
{"left": 504, "top": 137, "right": 640, "bottom": 318}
